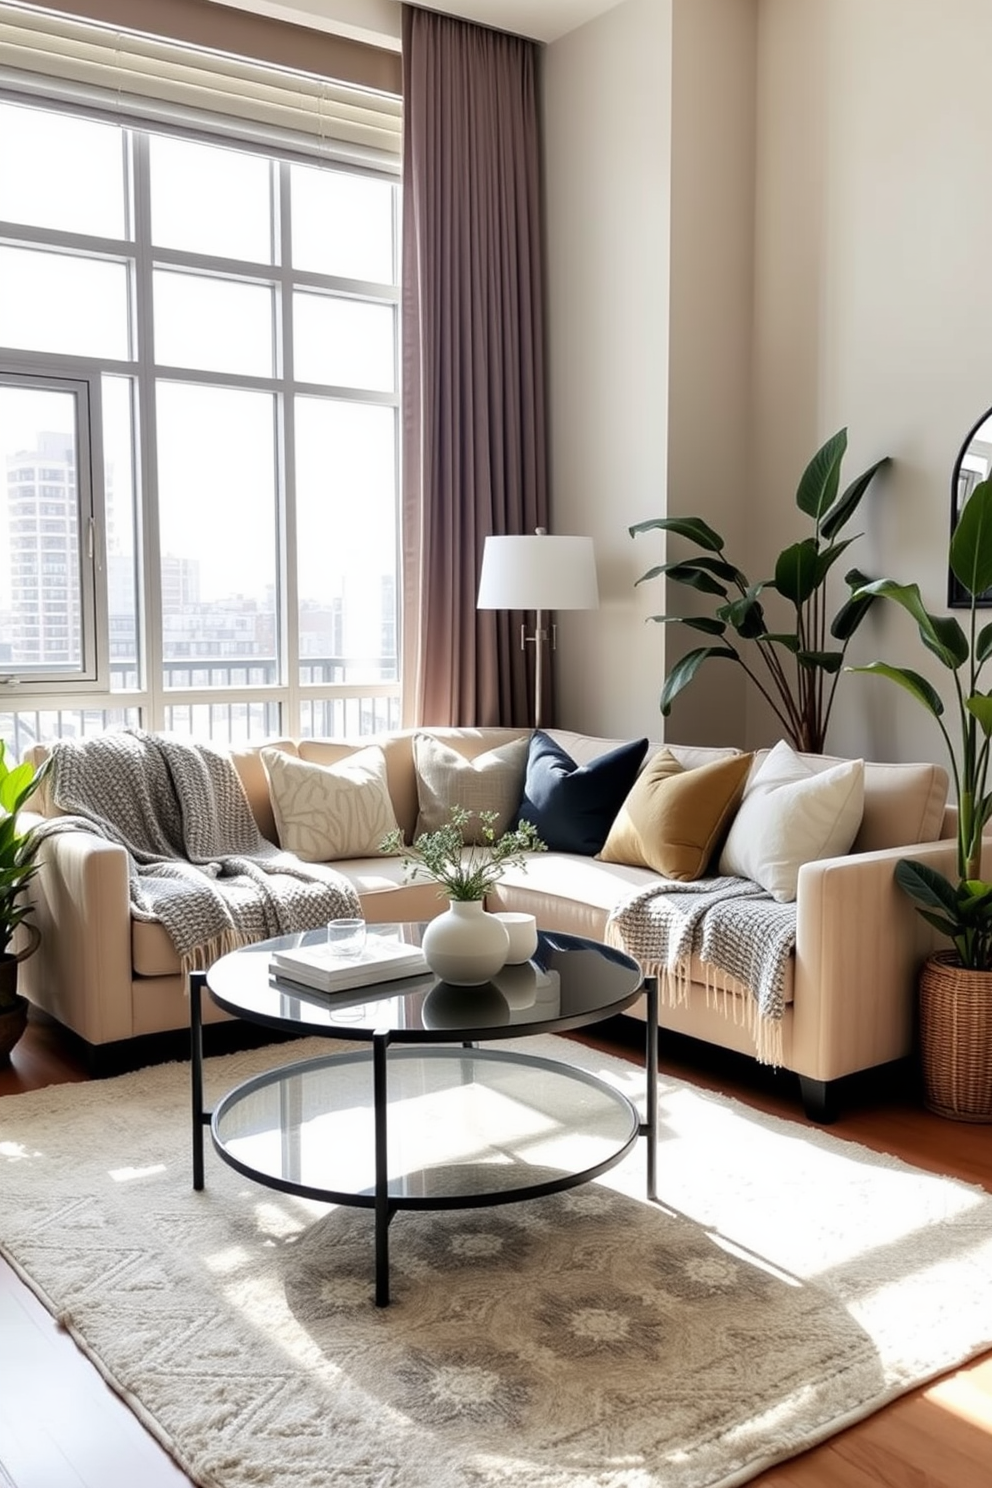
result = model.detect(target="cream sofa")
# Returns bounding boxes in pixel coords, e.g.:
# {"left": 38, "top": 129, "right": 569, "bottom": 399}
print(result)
{"left": 19, "top": 727, "right": 952, "bottom": 1120}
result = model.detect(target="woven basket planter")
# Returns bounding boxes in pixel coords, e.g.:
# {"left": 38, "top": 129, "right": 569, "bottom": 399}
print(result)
{"left": 919, "top": 951, "right": 992, "bottom": 1122}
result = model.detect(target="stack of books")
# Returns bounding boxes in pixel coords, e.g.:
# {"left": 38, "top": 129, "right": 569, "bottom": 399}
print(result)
{"left": 269, "top": 936, "right": 428, "bottom": 994}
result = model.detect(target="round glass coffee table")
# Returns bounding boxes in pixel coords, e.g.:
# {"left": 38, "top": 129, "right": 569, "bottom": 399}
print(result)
{"left": 189, "top": 923, "right": 656, "bottom": 1305}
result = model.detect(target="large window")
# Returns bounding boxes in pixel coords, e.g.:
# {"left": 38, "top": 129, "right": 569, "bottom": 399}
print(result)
{"left": 0, "top": 96, "right": 401, "bottom": 758}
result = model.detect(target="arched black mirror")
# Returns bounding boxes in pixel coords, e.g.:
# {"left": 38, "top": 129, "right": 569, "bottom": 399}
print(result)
{"left": 950, "top": 406, "right": 992, "bottom": 606}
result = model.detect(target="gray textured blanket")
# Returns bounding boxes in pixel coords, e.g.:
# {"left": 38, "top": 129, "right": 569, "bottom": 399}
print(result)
{"left": 605, "top": 876, "right": 797, "bottom": 1066}
{"left": 42, "top": 729, "right": 362, "bottom": 972}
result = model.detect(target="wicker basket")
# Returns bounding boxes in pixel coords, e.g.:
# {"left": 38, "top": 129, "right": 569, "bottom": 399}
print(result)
{"left": 919, "top": 952, "right": 992, "bottom": 1122}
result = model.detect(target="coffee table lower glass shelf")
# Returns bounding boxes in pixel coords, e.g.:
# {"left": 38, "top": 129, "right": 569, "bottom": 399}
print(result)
{"left": 213, "top": 1046, "right": 640, "bottom": 1205}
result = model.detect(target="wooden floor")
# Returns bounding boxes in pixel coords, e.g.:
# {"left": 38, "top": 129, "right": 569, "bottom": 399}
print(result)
{"left": 1, "top": 1011, "right": 990, "bottom": 1488}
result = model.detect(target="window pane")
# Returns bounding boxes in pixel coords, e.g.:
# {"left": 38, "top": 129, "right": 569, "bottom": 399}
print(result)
{"left": 0, "top": 384, "right": 83, "bottom": 675}
{"left": 290, "top": 164, "right": 394, "bottom": 281}
{"left": 0, "top": 248, "right": 129, "bottom": 360}
{"left": 153, "top": 272, "right": 274, "bottom": 377}
{"left": 294, "top": 294, "right": 395, "bottom": 391}
{"left": 103, "top": 376, "right": 140, "bottom": 691}
{"left": 0, "top": 101, "right": 126, "bottom": 240}
{"left": 149, "top": 135, "right": 272, "bottom": 263}
{"left": 295, "top": 397, "right": 396, "bottom": 685}
{"left": 156, "top": 383, "right": 278, "bottom": 688}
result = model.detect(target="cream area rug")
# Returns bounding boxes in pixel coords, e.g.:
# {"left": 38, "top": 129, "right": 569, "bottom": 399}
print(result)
{"left": 2, "top": 1035, "right": 992, "bottom": 1488}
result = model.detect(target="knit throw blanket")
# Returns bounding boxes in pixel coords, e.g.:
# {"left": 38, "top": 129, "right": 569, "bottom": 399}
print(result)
{"left": 605, "top": 876, "right": 798, "bottom": 1067}
{"left": 42, "top": 729, "right": 362, "bottom": 974}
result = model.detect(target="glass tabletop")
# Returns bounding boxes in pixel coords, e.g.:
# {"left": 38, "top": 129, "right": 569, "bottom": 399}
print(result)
{"left": 212, "top": 1046, "right": 641, "bottom": 1206}
{"left": 205, "top": 922, "right": 643, "bottom": 1043}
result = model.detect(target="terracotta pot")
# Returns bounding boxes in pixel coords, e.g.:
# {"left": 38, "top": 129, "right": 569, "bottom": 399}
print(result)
{"left": 919, "top": 951, "right": 992, "bottom": 1123}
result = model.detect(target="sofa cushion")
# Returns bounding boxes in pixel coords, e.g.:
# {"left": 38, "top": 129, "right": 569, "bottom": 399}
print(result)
{"left": 718, "top": 740, "right": 865, "bottom": 902}
{"left": 413, "top": 732, "right": 530, "bottom": 842}
{"left": 599, "top": 749, "right": 752, "bottom": 879}
{"left": 515, "top": 731, "right": 649, "bottom": 855}
{"left": 260, "top": 745, "right": 400, "bottom": 862}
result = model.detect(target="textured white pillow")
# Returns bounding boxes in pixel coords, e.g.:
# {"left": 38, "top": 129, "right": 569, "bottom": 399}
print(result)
{"left": 261, "top": 745, "right": 400, "bottom": 862}
{"left": 718, "top": 740, "right": 865, "bottom": 902}
{"left": 413, "top": 733, "right": 529, "bottom": 842}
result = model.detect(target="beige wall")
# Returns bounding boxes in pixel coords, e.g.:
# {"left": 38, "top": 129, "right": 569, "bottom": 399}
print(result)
{"left": 545, "top": 0, "right": 757, "bottom": 744}
{"left": 543, "top": 0, "right": 674, "bottom": 740}
{"left": 549, "top": 0, "right": 992, "bottom": 772}
{"left": 751, "top": 0, "right": 992, "bottom": 768}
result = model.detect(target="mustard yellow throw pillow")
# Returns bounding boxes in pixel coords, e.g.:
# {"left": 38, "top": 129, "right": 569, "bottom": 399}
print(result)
{"left": 599, "top": 749, "right": 753, "bottom": 880}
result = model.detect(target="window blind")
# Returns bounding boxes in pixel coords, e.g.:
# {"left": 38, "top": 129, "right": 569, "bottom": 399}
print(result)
{"left": 0, "top": 0, "right": 402, "bottom": 168}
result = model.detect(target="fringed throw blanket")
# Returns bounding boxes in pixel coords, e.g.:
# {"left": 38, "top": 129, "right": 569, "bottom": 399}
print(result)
{"left": 41, "top": 729, "right": 362, "bottom": 973}
{"left": 605, "top": 876, "right": 797, "bottom": 1066}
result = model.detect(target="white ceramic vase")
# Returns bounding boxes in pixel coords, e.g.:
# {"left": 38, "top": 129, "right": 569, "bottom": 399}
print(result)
{"left": 421, "top": 899, "right": 510, "bottom": 985}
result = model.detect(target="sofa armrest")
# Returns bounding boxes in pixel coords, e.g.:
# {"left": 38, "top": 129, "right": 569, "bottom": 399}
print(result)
{"left": 19, "top": 816, "right": 136, "bottom": 1045}
{"left": 792, "top": 838, "right": 958, "bottom": 1082}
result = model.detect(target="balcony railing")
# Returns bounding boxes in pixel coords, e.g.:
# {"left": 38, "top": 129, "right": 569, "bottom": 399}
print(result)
{"left": 0, "top": 656, "right": 402, "bottom": 761}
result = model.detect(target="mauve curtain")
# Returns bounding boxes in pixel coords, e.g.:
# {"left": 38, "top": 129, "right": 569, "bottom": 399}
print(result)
{"left": 401, "top": 4, "right": 549, "bottom": 728}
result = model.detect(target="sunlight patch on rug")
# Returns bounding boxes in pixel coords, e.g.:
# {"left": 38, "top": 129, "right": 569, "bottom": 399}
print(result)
{"left": 1, "top": 1034, "right": 991, "bottom": 1488}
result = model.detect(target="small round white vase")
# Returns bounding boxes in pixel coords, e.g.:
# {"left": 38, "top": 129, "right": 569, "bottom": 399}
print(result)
{"left": 421, "top": 900, "right": 510, "bottom": 985}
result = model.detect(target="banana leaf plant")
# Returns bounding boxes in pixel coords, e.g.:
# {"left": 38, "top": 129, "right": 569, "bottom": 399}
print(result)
{"left": 851, "top": 476, "right": 992, "bottom": 971}
{"left": 630, "top": 428, "right": 891, "bottom": 754}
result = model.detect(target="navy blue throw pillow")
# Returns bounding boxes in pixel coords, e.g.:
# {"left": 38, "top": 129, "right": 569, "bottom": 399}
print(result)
{"left": 515, "top": 732, "right": 649, "bottom": 855}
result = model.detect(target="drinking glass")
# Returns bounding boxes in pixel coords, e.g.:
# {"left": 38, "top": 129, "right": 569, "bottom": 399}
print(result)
{"left": 326, "top": 918, "right": 367, "bottom": 958}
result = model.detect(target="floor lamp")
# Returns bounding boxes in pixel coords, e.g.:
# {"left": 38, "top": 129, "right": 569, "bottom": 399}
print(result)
{"left": 477, "top": 528, "right": 600, "bottom": 729}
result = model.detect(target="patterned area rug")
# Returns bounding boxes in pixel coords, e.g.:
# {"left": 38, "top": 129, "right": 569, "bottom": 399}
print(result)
{"left": 2, "top": 1035, "right": 992, "bottom": 1488}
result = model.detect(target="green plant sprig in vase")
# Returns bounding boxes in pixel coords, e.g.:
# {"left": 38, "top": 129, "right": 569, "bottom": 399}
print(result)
{"left": 381, "top": 806, "right": 546, "bottom": 902}
{"left": 630, "top": 428, "right": 891, "bottom": 754}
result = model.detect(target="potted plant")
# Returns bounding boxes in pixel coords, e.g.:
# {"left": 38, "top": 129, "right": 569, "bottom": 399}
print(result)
{"left": 381, "top": 807, "right": 545, "bottom": 984}
{"left": 0, "top": 741, "right": 50, "bottom": 1061}
{"left": 852, "top": 477, "right": 992, "bottom": 1120}
{"left": 630, "top": 428, "right": 891, "bottom": 753}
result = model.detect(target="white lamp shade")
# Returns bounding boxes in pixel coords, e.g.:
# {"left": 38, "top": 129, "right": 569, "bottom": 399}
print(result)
{"left": 477, "top": 534, "right": 599, "bottom": 612}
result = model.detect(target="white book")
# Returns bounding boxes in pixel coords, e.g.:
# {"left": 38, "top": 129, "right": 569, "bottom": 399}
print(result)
{"left": 270, "top": 937, "right": 428, "bottom": 994}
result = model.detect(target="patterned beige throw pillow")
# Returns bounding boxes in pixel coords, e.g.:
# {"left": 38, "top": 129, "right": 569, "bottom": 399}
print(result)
{"left": 413, "top": 733, "right": 530, "bottom": 843}
{"left": 261, "top": 745, "right": 400, "bottom": 862}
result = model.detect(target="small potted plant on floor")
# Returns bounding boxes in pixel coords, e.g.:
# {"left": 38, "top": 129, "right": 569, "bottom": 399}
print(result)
{"left": 0, "top": 742, "right": 51, "bottom": 1061}
{"left": 382, "top": 807, "right": 545, "bottom": 984}
{"left": 852, "top": 477, "right": 992, "bottom": 1120}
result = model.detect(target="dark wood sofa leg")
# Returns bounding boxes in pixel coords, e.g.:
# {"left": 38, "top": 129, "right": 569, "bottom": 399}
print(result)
{"left": 798, "top": 1076, "right": 839, "bottom": 1124}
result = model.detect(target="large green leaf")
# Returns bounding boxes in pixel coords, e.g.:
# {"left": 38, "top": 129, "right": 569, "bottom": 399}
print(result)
{"left": 719, "top": 590, "right": 767, "bottom": 639}
{"left": 629, "top": 516, "right": 725, "bottom": 551}
{"left": 820, "top": 456, "right": 892, "bottom": 541}
{"left": 894, "top": 858, "right": 960, "bottom": 914}
{"left": 849, "top": 662, "right": 945, "bottom": 717}
{"left": 950, "top": 477, "right": 992, "bottom": 599}
{"left": 774, "top": 539, "right": 819, "bottom": 606}
{"left": 647, "top": 615, "right": 728, "bottom": 635}
{"left": 762, "top": 632, "right": 800, "bottom": 652}
{"left": 831, "top": 570, "right": 876, "bottom": 640}
{"left": 796, "top": 649, "right": 845, "bottom": 673}
{"left": 977, "top": 622, "right": 992, "bottom": 664}
{"left": 853, "top": 579, "right": 968, "bottom": 669}
{"left": 659, "top": 646, "right": 739, "bottom": 715}
{"left": 795, "top": 428, "right": 847, "bottom": 520}
{"left": 965, "top": 694, "right": 992, "bottom": 737}
{"left": 658, "top": 563, "right": 730, "bottom": 597}
{"left": 812, "top": 536, "right": 857, "bottom": 587}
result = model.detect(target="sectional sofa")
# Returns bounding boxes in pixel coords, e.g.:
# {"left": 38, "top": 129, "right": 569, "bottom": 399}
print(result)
{"left": 19, "top": 726, "right": 954, "bottom": 1119}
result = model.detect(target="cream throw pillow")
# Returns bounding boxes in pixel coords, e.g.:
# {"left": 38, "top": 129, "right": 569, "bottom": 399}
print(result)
{"left": 261, "top": 745, "right": 400, "bottom": 862}
{"left": 413, "top": 733, "right": 529, "bottom": 842}
{"left": 599, "top": 749, "right": 752, "bottom": 880}
{"left": 718, "top": 739, "right": 865, "bottom": 902}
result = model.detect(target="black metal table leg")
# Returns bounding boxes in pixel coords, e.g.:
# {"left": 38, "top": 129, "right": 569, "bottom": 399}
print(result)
{"left": 190, "top": 969, "right": 207, "bottom": 1191}
{"left": 372, "top": 1028, "right": 392, "bottom": 1306}
{"left": 643, "top": 975, "right": 659, "bottom": 1201}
